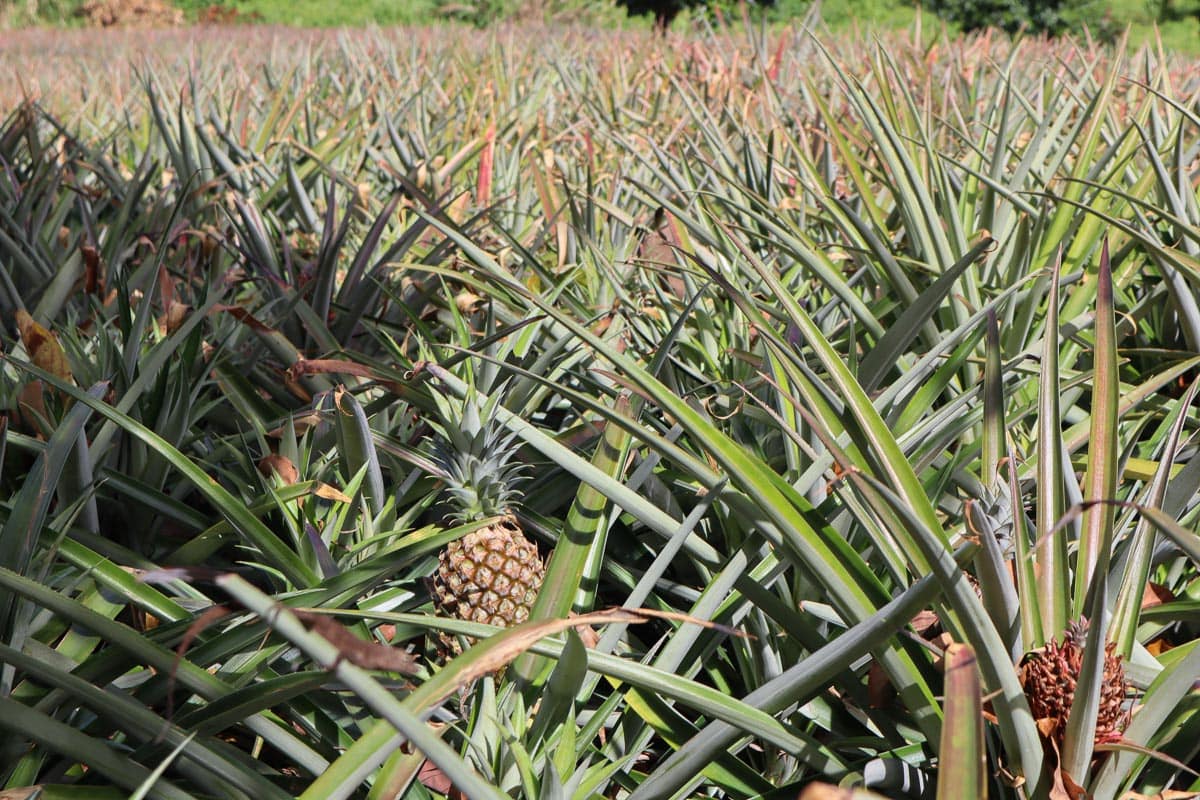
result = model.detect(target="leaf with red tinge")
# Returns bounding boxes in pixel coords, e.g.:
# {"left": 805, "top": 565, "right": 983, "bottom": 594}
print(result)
{"left": 417, "top": 758, "right": 453, "bottom": 794}
{"left": 476, "top": 122, "right": 495, "bottom": 207}
{"left": 938, "top": 643, "right": 986, "bottom": 799}
{"left": 767, "top": 33, "right": 786, "bottom": 82}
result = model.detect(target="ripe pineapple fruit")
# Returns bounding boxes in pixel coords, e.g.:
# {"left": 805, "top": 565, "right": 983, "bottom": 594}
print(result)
{"left": 1020, "top": 618, "right": 1131, "bottom": 747}
{"left": 427, "top": 395, "right": 543, "bottom": 653}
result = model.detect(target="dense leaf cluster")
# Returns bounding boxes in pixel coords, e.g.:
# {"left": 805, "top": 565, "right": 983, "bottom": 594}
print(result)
{"left": 1, "top": 22, "right": 1199, "bottom": 800}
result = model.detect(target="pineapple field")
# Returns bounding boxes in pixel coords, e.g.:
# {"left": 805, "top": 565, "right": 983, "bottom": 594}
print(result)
{"left": 2, "top": 17, "right": 1200, "bottom": 800}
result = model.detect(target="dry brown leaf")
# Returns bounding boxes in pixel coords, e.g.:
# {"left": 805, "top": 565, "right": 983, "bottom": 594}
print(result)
{"left": 455, "top": 290, "right": 484, "bottom": 314}
{"left": 314, "top": 483, "right": 353, "bottom": 503}
{"left": 431, "top": 608, "right": 743, "bottom": 705}
{"left": 1036, "top": 716, "right": 1061, "bottom": 740}
{"left": 1052, "top": 766, "right": 1087, "bottom": 800}
{"left": 212, "top": 303, "right": 273, "bottom": 332}
{"left": 161, "top": 604, "right": 237, "bottom": 734}
{"left": 258, "top": 453, "right": 299, "bottom": 485}
{"left": 81, "top": 244, "right": 103, "bottom": 295}
{"left": 267, "top": 412, "right": 324, "bottom": 438}
{"left": 16, "top": 309, "right": 74, "bottom": 387}
{"left": 293, "top": 358, "right": 376, "bottom": 381}
{"left": 570, "top": 612, "right": 600, "bottom": 649}
{"left": 417, "top": 758, "right": 453, "bottom": 794}
{"left": 159, "top": 301, "right": 190, "bottom": 335}
{"left": 909, "top": 609, "right": 941, "bottom": 636}
{"left": 292, "top": 610, "right": 419, "bottom": 674}
{"left": 1142, "top": 582, "right": 1175, "bottom": 609}
{"left": 281, "top": 370, "right": 312, "bottom": 403}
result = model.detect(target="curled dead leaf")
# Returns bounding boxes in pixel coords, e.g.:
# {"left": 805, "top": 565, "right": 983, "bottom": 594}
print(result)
{"left": 314, "top": 483, "right": 353, "bottom": 504}
{"left": 455, "top": 290, "right": 483, "bottom": 313}
{"left": 293, "top": 610, "right": 419, "bottom": 674}
{"left": 289, "top": 358, "right": 397, "bottom": 391}
{"left": 909, "top": 609, "right": 941, "bottom": 637}
{"left": 431, "top": 607, "right": 746, "bottom": 705}
{"left": 418, "top": 757, "right": 454, "bottom": 794}
{"left": 1142, "top": 582, "right": 1174, "bottom": 609}
{"left": 159, "top": 301, "right": 190, "bottom": 335}
{"left": 213, "top": 303, "right": 273, "bottom": 332}
{"left": 258, "top": 454, "right": 299, "bottom": 485}
{"left": 1052, "top": 765, "right": 1087, "bottom": 800}
{"left": 15, "top": 309, "right": 74, "bottom": 387}
{"left": 267, "top": 412, "right": 324, "bottom": 438}
{"left": 81, "top": 244, "right": 103, "bottom": 295}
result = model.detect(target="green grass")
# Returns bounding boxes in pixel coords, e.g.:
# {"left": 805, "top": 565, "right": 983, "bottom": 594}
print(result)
{"left": 171, "top": 0, "right": 439, "bottom": 26}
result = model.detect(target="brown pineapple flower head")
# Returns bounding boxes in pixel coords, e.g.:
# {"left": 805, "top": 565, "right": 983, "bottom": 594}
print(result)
{"left": 1019, "top": 618, "right": 1131, "bottom": 747}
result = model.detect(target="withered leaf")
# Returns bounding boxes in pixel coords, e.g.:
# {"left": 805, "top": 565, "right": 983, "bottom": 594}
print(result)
{"left": 314, "top": 482, "right": 353, "bottom": 503}
{"left": 289, "top": 358, "right": 404, "bottom": 393}
{"left": 81, "top": 244, "right": 102, "bottom": 295}
{"left": 212, "top": 303, "right": 273, "bottom": 332}
{"left": 267, "top": 412, "right": 323, "bottom": 438}
{"left": 159, "top": 301, "right": 190, "bottom": 335}
{"left": 429, "top": 608, "right": 743, "bottom": 705}
{"left": 293, "top": 610, "right": 419, "bottom": 674}
{"left": 15, "top": 309, "right": 74, "bottom": 387}
{"left": 1052, "top": 766, "right": 1087, "bottom": 800}
{"left": 417, "top": 757, "right": 453, "bottom": 794}
{"left": 258, "top": 453, "right": 299, "bottom": 485}
{"left": 1142, "top": 581, "right": 1174, "bottom": 609}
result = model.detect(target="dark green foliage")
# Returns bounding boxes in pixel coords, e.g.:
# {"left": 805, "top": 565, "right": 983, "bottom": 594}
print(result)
{"left": 926, "top": 0, "right": 1075, "bottom": 33}
{"left": 616, "top": 0, "right": 775, "bottom": 30}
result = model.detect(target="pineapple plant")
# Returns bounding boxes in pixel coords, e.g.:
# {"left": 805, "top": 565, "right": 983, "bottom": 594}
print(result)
{"left": 426, "top": 392, "right": 544, "bottom": 653}
{"left": 1020, "top": 619, "right": 1132, "bottom": 748}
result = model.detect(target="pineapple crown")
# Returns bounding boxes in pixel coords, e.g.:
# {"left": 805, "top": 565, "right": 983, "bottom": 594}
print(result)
{"left": 426, "top": 390, "right": 527, "bottom": 523}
